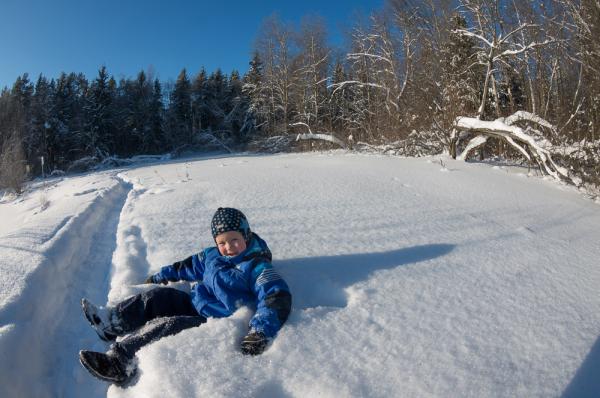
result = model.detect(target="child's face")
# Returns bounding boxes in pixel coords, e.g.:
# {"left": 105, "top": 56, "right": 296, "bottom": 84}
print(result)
{"left": 215, "top": 230, "right": 247, "bottom": 257}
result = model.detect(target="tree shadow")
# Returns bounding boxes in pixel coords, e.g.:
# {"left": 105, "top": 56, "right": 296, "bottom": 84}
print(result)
{"left": 562, "top": 334, "right": 600, "bottom": 398}
{"left": 275, "top": 244, "right": 455, "bottom": 310}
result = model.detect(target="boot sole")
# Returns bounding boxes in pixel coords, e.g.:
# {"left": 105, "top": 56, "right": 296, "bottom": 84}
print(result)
{"left": 81, "top": 298, "right": 117, "bottom": 342}
{"left": 79, "top": 351, "right": 127, "bottom": 384}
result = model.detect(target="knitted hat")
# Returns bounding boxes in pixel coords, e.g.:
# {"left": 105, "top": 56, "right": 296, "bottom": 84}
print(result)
{"left": 211, "top": 207, "right": 251, "bottom": 242}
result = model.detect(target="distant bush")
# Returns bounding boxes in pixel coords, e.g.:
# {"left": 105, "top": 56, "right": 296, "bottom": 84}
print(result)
{"left": 0, "top": 132, "right": 27, "bottom": 195}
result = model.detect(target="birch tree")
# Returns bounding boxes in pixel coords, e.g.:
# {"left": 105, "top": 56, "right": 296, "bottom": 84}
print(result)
{"left": 334, "top": 14, "right": 408, "bottom": 142}
{"left": 456, "top": 0, "right": 546, "bottom": 119}
{"left": 450, "top": 0, "right": 559, "bottom": 161}
{"left": 255, "top": 15, "right": 298, "bottom": 136}
{"left": 293, "top": 16, "right": 330, "bottom": 136}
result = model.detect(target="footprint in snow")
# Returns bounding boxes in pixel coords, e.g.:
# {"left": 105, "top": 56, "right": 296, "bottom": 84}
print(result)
{"left": 73, "top": 189, "right": 97, "bottom": 196}
{"left": 148, "top": 187, "right": 174, "bottom": 195}
{"left": 392, "top": 178, "right": 412, "bottom": 188}
{"left": 516, "top": 226, "right": 536, "bottom": 236}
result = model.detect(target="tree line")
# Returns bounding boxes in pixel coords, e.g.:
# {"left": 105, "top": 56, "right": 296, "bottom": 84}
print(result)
{"left": 0, "top": 66, "right": 247, "bottom": 178}
{"left": 1, "top": 0, "right": 599, "bottom": 193}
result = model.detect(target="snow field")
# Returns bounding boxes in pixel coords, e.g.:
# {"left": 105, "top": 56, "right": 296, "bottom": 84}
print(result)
{"left": 0, "top": 152, "right": 598, "bottom": 397}
{"left": 101, "top": 153, "right": 599, "bottom": 397}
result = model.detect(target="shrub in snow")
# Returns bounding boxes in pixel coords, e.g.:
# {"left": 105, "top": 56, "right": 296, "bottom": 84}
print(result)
{"left": 246, "top": 135, "right": 296, "bottom": 153}
{"left": 352, "top": 130, "right": 446, "bottom": 158}
{"left": 49, "top": 169, "right": 65, "bottom": 177}
{"left": 0, "top": 133, "right": 27, "bottom": 195}
{"left": 66, "top": 156, "right": 100, "bottom": 173}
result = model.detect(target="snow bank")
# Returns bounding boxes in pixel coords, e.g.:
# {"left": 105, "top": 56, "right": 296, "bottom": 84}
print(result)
{"left": 0, "top": 172, "right": 129, "bottom": 397}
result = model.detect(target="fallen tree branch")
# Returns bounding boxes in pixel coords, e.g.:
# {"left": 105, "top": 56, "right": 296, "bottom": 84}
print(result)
{"left": 291, "top": 122, "right": 347, "bottom": 149}
{"left": 453, "top": 113, "right": 574, "bottom": 184}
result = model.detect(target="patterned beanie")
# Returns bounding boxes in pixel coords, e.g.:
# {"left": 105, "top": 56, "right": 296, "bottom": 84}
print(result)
{"left": 211, "top": 207, "right": 251, "bottom": 242}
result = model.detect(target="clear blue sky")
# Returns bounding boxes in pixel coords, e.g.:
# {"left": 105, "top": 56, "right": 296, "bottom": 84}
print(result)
{"left": 0, "top": 0, "right": 384, "bottom": 89}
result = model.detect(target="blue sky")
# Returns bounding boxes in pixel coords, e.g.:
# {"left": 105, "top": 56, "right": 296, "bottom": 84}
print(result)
{"left": 0, "top": 0, "right": 384, "bottom": 89}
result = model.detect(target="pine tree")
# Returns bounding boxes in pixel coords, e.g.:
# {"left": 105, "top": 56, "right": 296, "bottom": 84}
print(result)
{"left": 85, "top": 66, "right": 115, "bottom": 158}
{"left": 205, "top": 69, "right": 226, "bottom": 132}
{"left": 29, "top": 75, "right": 54, "bottom": 174}
{"left": 131, "top": 70, "right": 153, "bottom": 153}
{"left": 191, "top": 68, "right": 208, "bottom": 133}
{"left": 10, "top": 74, "right": 34, "bottom": 167}
{"left": 52, "top": 72, "right": 89, "bottom": 165}
{"left": 169, "top": 69, "right": 193, "bottom": 146}
{"left": 241, "top": 52, "right": 266, "bottom": 137}
{"left": 439, "top": 13, "right": 480, "bottom": 127}
{"left": 224, "top": 69, "right": 247, "bottom": 140}
{"left": 146, "top": 79, "right": 166, "bottom": 153}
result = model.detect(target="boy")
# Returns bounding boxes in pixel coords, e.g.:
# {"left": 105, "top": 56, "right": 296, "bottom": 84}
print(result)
{"left": 79, "top": 207, "right": 292, "bottom": 384}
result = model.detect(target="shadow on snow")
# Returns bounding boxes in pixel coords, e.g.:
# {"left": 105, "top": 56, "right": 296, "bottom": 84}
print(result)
{"left": 276, "top": 243, "right": 455, "bottom": 310}
{"left": 562, "top": 334, "right": 600, "bottom": 398}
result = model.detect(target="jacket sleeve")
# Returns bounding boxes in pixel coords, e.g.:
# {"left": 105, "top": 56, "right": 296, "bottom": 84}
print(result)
{"left": 152, "top": 251, "right": 206, "bottom": 283}
{"left": 248, "top": 262, "right": 292, "bottom": 338}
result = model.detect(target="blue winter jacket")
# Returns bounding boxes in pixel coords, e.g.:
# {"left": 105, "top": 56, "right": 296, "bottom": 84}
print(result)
{"left": 151, "top": 233, "right": 291, "bottom": 338}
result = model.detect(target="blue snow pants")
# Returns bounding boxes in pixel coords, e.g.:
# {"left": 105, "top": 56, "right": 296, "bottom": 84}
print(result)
{"left": 110, "top": 287, "right": 206, "bottom": 360}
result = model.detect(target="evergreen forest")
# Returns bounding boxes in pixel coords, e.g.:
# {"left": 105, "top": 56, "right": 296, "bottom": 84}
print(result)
{"left": 1, "top": 0, "right": 598, "bottom": 193}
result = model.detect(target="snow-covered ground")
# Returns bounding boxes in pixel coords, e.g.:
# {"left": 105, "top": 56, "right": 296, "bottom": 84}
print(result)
{"left": 0, "top": 152, "right": 599, "bottom": 398}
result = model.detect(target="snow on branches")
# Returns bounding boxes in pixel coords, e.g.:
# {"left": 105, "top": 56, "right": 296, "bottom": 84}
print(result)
{"left": 452, "top": 111, "right": 577, "bottom": 184}
{"left": 291, "top": 122, "right": 347, "bottom": 149}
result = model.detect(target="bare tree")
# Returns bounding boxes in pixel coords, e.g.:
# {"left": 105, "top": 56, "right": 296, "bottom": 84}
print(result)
{"left": 293, "top": 16, "right": 331, "bottom": 136}
{"left": 332, "top": 13, "right": 409, "bottom": 142}
{"left": 255, "top": 15, "right": 298, "bottom": 136}
{"left": 455, "top": 0, "right": 554, "bottom": 120}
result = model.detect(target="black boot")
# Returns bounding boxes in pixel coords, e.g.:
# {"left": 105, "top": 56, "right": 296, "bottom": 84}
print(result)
{"left": 81, "top": 298, "right": 118, "bottom": 342}
{"left": 79, "top": 350, "right": 132, "bottom": 384}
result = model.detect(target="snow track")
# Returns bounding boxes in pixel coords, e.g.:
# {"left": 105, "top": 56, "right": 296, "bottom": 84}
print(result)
{"left": 0, "top": 177, "right": 132, "bottom": 398}
{"left": 106, "top": 181, "right": 155, "bottom": 305}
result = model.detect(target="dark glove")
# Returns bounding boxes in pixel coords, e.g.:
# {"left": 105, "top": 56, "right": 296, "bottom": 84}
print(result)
{"left": 143, "top": 275, "right": 167, "bottom": 285}
{"left": 241, "top": 331, "right": 269, "bottom": 356}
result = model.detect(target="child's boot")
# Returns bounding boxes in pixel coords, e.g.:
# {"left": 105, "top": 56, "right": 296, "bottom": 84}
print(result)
{"left": 81, "top": 298, "right": 119, "bottom": 342}
{"left": 79, "top": 349, "right": 133, "bottom": 384}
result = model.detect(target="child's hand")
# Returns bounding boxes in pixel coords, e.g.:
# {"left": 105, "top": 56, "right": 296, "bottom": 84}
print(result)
{"left": 241, "top": 330, "right": 269, "bottom": 355}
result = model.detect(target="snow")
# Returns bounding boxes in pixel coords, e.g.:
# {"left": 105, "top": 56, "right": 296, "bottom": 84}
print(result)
{"left": 1, "top": 152, "right": 599, "bottom": 398}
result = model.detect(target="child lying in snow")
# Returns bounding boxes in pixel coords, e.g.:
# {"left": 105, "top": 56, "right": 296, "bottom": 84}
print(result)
{"left": 79, "top": 207, "right": 292, "bottom": 384}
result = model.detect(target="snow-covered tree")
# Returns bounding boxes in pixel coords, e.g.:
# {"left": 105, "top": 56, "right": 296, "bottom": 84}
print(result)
{"left": 293, "top": 16, "right": 330, "bottom": 136}
{"left": 241, "top": 52, "right": 267, "bottom": 137}
{"left": 223, "top": 70, "right": 247, "bottom": 140}
{"left": 329, "top": 61, "right": 354, "bottom": 139}
{"left": 255, "top": 15, "right": 298, "bottom": 136}
{"left": 440, "top": 13, "right": 480, "bottom": 119}
{"left": 455, "top": 0, "right": 553, "bottom": 120}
